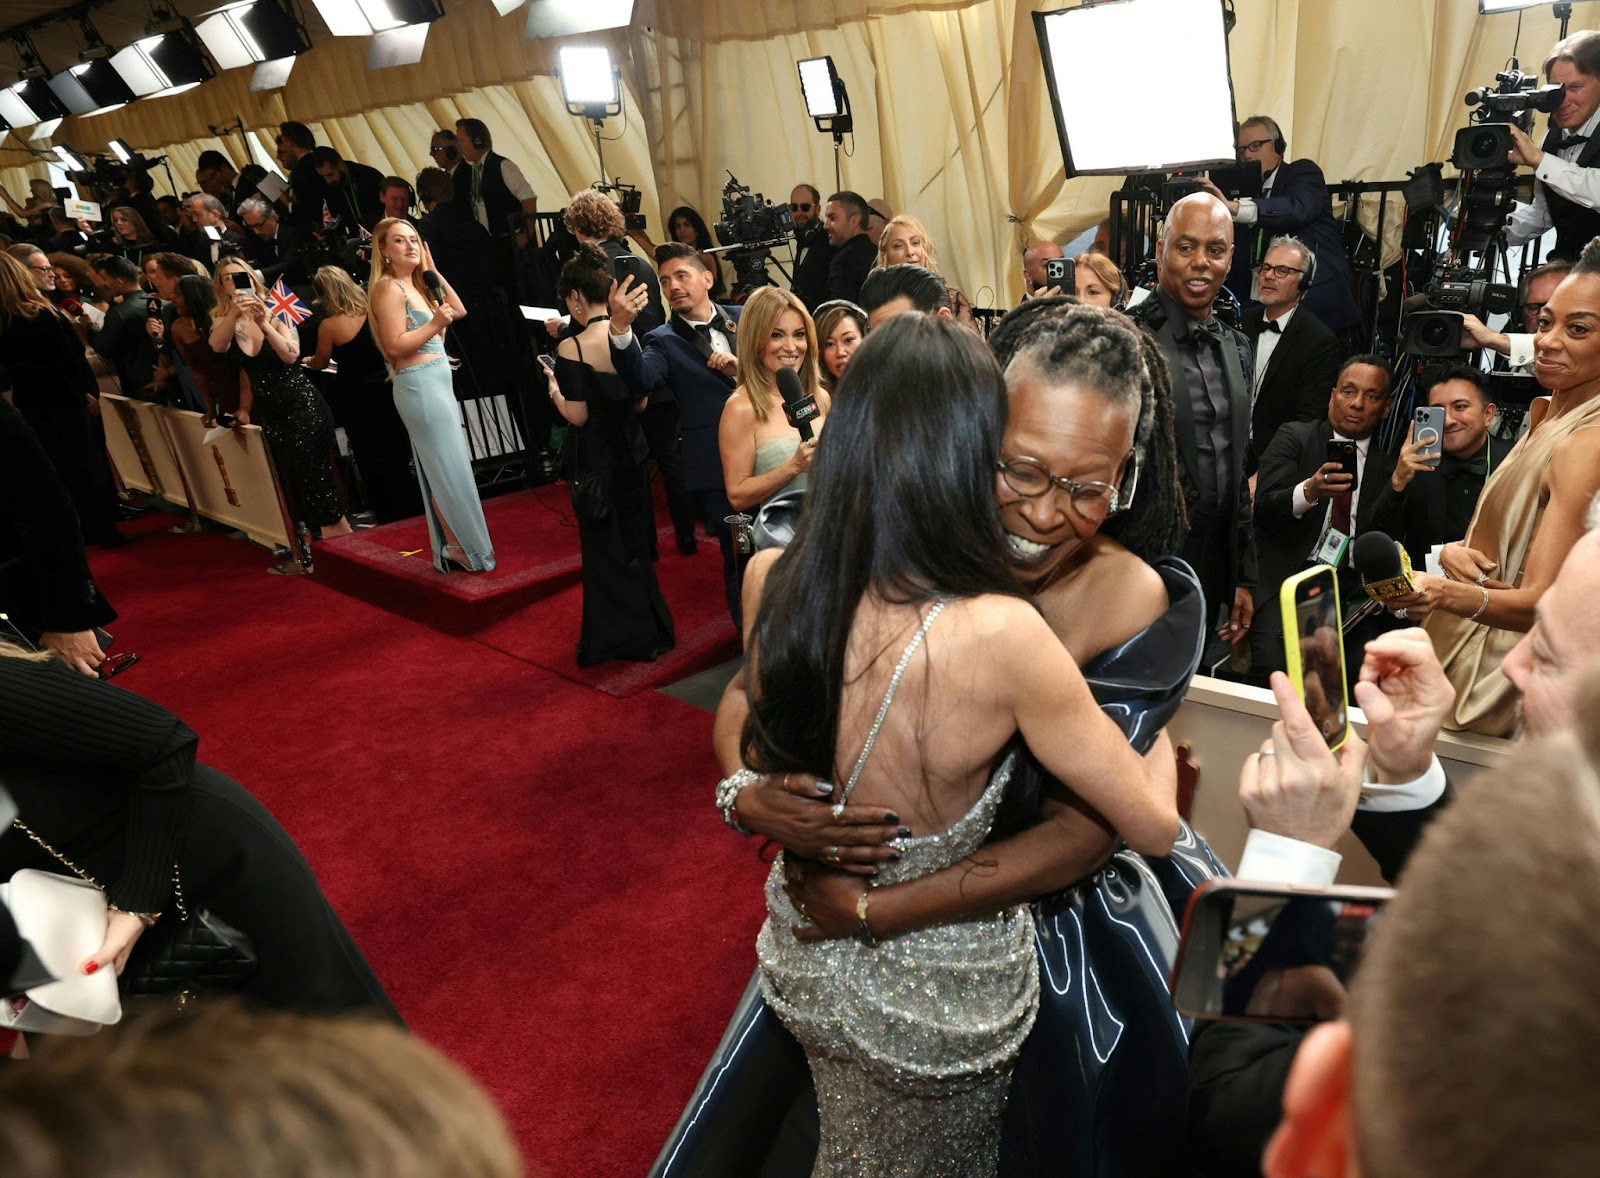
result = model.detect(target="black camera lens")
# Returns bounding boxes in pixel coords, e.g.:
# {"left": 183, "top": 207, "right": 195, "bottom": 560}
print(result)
{"left": 1420, "top": 318, "right": 1453, "bottom": 349}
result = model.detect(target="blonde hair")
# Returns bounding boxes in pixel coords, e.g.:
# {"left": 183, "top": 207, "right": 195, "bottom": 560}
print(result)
{"left": 212, "top": 256, "right": 267, "bottom": 312}
{"left": 735, "top": 285, "right": 820, "bottom": 423}
{"left": 366, "top": 217, "right": 442, "bottom": 349}
{"left": 315, "top": 264, "right": 369, "bottom": 318}
{"left": 0, "top": 250, "right": 61, "bottom": 327}
{"left": 875, "top": 214, "right": 943, "bottom": 278}
{"left": 1074, "top": 251, "right": 1127, "bottom": 302}
{"left": 0, "top": 1003, "right": 526, "bottom": 1178}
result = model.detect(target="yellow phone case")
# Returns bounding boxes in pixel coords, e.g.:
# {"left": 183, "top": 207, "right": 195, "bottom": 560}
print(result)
{"left": 1279, "top": 564, "right": 1350, "bottom": 751}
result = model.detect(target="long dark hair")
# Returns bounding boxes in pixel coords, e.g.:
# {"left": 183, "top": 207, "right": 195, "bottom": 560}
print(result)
{"left": 987, "top": 296, "right": 1187, "bottom": 560}
{"left": 176, "top": 274, "right": 216, "bottom": 336}
{"left": 742, "top": 314, "right": 1024, "bottom": 781}
{"left": 667, "top": 205, "right": 713, "bottom": 251}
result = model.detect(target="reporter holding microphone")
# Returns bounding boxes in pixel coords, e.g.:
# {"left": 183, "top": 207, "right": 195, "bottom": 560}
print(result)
{"left": 717, "top": 286, "right": 830, "bottom": 512}
{"left": 368, "top": 217, "right": 494, "bottom": 573}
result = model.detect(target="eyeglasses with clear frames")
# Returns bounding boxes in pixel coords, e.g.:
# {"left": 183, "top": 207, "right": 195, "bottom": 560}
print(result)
{"left": 1255, "top": 263, "right": 1306, "bottom": 280}
{"left": 996, "top": 456, "right": 1121, "bottom": 523}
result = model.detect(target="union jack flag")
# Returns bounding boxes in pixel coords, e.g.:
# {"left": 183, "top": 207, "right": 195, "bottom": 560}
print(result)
{"left": 266, "top": 277, "right": 312, "bottom": 327}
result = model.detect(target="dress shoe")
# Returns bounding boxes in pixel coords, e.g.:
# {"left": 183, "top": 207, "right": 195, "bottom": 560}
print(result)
{"left": 677, "top": 535, "right": 698, "bottom": 556}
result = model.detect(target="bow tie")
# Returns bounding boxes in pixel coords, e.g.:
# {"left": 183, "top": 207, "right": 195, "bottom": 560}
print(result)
{"left": 1264, "top": 319, "right": 1284, "bottom": 334}
{"left": 1447, "top": 451, "right": 1487, "bottom": 478}
{"left": 1188, "top": 317, "right": 1224, "bottom": 346}
{"left": 1559, "top": 132, "right": 1591, "bottom": 151}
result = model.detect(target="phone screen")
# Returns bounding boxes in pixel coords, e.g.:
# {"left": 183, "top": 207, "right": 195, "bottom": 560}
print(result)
{"left": 537, "top": 353, "right": 556, "bottom": 373}
{"left": 1291, "top": 575, "right": 1347, "bottom": 747}
{"left": 230, "top": 271, "right": 253, "bottom": 292}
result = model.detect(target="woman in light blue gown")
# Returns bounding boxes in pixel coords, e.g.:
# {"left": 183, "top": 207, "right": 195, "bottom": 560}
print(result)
{"left": 368, "top": 217, "right": 495, "bottom": 572}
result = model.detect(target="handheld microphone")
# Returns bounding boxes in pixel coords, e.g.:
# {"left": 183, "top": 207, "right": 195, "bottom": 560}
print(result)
{"left": 60, "top": 297, "right": 84, "bottom": 318}
{"left": 776, "top": 366, "right": 819, "bottom": 442}
{"left": 421, "top": 268, "right": 446, "bottom": 305}
{"left": 1352, "top": 531, "right": 1416, "bottom": 603}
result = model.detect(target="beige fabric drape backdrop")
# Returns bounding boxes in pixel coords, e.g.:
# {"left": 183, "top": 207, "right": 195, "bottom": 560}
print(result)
{"left": 2, "top": 0, "right": 1591, "bottom": 302}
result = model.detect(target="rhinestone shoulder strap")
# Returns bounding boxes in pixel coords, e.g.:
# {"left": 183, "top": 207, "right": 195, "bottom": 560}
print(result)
{"left": 839, "top": 597, "right": 950, "bottom": 804}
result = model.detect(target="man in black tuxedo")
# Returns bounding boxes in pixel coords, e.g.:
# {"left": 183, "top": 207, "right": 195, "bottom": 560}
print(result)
{"left": 310, "top": 147, "right": 386, "bottom": 233}
{"left": 1507, "top": 30, "right": 1600, "bottom": 260}
{"left": 1366, "top": 364, "right": 1514, "bottom": 570}
{"left": 276, "top": 121, "right": 328, "bottom": 230}
{"left": 607, "top": 243, "right": 743, "bottom": 620}
{"left": 1241, "top": 235, "right": 1346, "bottom": 472}
{"left": 822, "top": 190, "right": 876, "bottom": 306}
{"left": 788, "top": 183, "right": 833, "bottom": 310}
{"left": 1126, "top": 192, "right": 1257, "bottom": 651}
{"left": 178, "top": 194, "right": 249, "bottom": 270}
{"left": 1251, "top": 355, "right": 1400, "bottom": 679}
{"left": 238, "top": 197, "right": 310, "bottom": 287}
{"left": 1200, "top": 116, "right": 1360, "bottom": 337}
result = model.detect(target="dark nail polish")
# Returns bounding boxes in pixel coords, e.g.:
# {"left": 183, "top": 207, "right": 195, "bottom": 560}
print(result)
{"left": 888, "top": 852, "right": 902, "bottom": 862}
{"left": 884, "top": 812, "right": 900, "bottom": 824}
{"left": 896, "top": 827, "right": 913, "bottom": 839}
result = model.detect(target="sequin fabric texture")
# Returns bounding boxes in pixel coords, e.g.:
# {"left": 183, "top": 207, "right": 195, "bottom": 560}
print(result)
{"left": 757, "top": 749, "right": 1039, "bottom": 1176}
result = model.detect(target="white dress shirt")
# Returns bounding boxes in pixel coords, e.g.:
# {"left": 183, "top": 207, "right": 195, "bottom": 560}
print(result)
{"left": 1252, "top": 304, "right": 1297, "bottom": 398}
{"left": 1291, "top": 430, "right": 1370, "bottom": 520}
{"left": 1507, "top": 105, "right": 1600, "bottom": 246}
{"left": 467, "top": 157, "right": 536, "bottom": 231}
{"left": 1233, "top": 165, "right": 1280, "bottom": 226}
{"left": 1235, "top": 756, "right": 1448, "bottom": 884}
{"left": 609, "top": 315, "right": 729, "bottom": 354}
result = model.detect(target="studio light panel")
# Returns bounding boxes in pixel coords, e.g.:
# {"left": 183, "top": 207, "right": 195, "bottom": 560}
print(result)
{"left": 798, "top": 57, "right": 841, "bottom": 119}
{"left": 47, "top": 60, "right": 135, "bottom": 117}
{"left": 111, "top": 32, "right": 216, "bottom": 99}
{"left": 559, "top": 46, "right": 619, "bottom": 106}
{"left": 1035, "top": 0, "right": 1237, "bottom": 176}
{"left": 312, "top": 0, "right": 441, "bottom": 36}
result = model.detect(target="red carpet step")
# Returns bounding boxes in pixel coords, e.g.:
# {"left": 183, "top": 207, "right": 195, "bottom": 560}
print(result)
{"left": 313, "top": 487, "right": 740, "bottom": 697}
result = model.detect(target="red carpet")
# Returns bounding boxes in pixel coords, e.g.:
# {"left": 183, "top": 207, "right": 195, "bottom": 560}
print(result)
{"left": 315, "top": 487, "right": 739, "bottom": 698}
{"left": 87, "top": 509, "right": 769, "bottom": 1176}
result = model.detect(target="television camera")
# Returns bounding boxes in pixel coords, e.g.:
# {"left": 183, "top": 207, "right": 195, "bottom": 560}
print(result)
{"left": 712, "top": 172, "right": 794, "bottom": 300}
{"left": 595, "top": 179, "right": 646, "bottom": 232}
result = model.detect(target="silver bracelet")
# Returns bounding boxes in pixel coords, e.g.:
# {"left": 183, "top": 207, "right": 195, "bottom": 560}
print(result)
{"left": 716, "top": 768, "right": 761, "bottom": 836}
{"left": 1468, "top": 583, "right": 1490, "bottom": 622}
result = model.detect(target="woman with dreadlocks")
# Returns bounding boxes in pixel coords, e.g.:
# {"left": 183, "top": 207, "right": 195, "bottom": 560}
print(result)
{"left": 653, "top": 299, "right": 1214, "bottom": 1175}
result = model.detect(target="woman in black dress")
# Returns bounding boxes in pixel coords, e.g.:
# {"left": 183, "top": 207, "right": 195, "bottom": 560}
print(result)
{"left": 0, "top": 645, "right": 398, "bottom": 1019}
{"left": 542, "top": 247, "right": 674, "bottom": 666}
{"left": 304, "top": 266, "right": 422, "bottom": 523}
{"left": 0, "top": 251, "right": 124, "bottom": 549}
{"left": 207, "top": 256, "right": 351, "bottom": 572}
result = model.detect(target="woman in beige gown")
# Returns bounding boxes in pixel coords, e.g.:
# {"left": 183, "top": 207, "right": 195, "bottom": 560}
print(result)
{"left": 1386, "top": 246, "right": 1600, "bottom": 735}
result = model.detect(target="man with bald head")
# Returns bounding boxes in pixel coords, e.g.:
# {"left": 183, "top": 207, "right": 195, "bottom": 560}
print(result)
{"left": 866, "top": 198, "right": 893, "bottom": 248}
{"left": 1022, "top": 239, "right": 1066, "bottom": 297}
{"left": 1128, "top": 192, "right": 1258, "bottom": 650}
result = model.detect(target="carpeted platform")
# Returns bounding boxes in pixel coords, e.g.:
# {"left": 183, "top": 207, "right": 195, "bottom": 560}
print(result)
{"left": 313, "top": 487, "right": 739, "bottom": 698}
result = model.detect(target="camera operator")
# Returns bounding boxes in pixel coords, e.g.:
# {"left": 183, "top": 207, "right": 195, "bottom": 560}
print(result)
{"left": 1199, "top": 117, "right": 1360, "bottom": 338}
{"left": 1460, "top": 260, "right": 1570, "bottom": 372}
{"left": 238, "top": 197, "right": 310, "bottom": 287}
{"left": 1506, "top": 31, "right": 1600, "bottom": 259}
{"left": 788, "top": 183, "right": 831, "bottom": 310}
{"left": 179, "top": 195, "right": 248, "bottom": 269}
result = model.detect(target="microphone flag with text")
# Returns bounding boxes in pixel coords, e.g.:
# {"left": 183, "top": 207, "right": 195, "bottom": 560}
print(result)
{"left": 776, "top": 366, "right": 819, "bottom": 441}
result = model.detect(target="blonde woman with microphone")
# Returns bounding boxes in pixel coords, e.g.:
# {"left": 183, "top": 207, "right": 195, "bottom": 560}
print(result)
{"left": 368, "top": 216, "right": 494, "bottom": 573}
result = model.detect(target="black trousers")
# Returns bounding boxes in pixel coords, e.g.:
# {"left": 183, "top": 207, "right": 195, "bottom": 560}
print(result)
{"left": 639, "top": 400, "right": 697, "bottom": 548}
{"left": 1180, "top": 506, "right": 1235, "bottom": 635}
{"left": 23, "top": 408, "right": 121, "bottom": 546}
{"left": 699, "top": 487, "right": 743, "bottom": 628}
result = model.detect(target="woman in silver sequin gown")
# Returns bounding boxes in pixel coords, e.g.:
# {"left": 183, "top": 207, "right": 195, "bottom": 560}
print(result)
{"left": 738, "top": 315, "right": 1179, "bottom": 1175}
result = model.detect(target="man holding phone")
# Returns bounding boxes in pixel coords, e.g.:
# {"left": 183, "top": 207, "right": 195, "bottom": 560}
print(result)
{"left": 1369, "top": 365, "right": 1513, "bottom": 570}
{"left": 1250, "top": 355, "right": 1402, "bottom": 680}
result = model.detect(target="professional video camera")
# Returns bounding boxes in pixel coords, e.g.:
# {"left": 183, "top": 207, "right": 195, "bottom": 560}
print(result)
{"left": 1448, "top": 65, "right": 1555, "bottom": 251}
{"left": 595, "top": 180, "right": 646, "bottom": 232}
{"left": 712, "top": 172, "right": 795, "bottom": 299}
{"left": 1401, "top": 265, "right": 1520, "bottom": 358}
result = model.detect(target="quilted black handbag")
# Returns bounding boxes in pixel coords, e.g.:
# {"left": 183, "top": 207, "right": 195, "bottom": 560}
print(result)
{"left": 10, "top": 821, "right": 257, "bottom": 999}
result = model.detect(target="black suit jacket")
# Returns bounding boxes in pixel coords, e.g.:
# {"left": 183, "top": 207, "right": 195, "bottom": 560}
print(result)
{"left": 285, "top": 155, "right": 329, "bottom": 229}
{"left": 244, "top": 223, "right": 311, "bottom": 286}
{"left": 826, "top": 233, "right": 875, "bottom": 305}
{"left": 1126, "top": 294, "right": 1259, "bottom": 593}
{"left": 419, "top": 202, "right": 499, "bottom": 292}
{"left": 790, "top": 225, "right": 835, "bottom": 310}
{"left": 179, "top": 227, "right": 250, "bottom": 269}
{"left": 1227, "top": 159, "right": 1361, "bottom": 336}
{"left": 326, "top": 162, "right": 386, "bottom": 232}
{"left": 1366, "top": 433, "right": 1515, "bottom": 569}
{"left": 1252, "top": 419, "right": 1400, "bottom": 631}
{"left": 1241, "top": 303, "right": 1345, "bottom": 471}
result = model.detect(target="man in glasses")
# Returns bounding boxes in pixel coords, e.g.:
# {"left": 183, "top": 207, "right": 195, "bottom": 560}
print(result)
{"left": 788, "top": 182, "right": 833, "bottom": 310}
{"left": 428, "top": 129, "right": 461, "bottom": 177}
{"left": 1199, "top": 116, "right": 1360, "bottom": 339}
{"left": 1242, "top": 236, "right": 1346, "bottom": 473}
{"left": 1460, "top": 260, "right": 1571, "bottom": 376}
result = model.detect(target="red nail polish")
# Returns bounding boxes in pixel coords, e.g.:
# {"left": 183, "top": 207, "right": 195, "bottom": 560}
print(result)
{"left": 82, "top": 961, "right": 100, "bottom": 975}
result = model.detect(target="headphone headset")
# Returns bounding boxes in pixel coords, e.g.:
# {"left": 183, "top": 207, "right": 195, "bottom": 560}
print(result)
{"left": 1241, "top": 116, "right": 1286, "bottom": 157}
{"left": 1294, "top": 241, "right": 1317, "bottom": 292}
{"left": 461, "top": 120, "right": 488, "bottom": 150}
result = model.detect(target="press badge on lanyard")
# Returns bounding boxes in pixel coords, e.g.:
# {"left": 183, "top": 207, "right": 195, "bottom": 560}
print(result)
{"left": 1309, "top": 501, "right": 1350, "bottom": 568}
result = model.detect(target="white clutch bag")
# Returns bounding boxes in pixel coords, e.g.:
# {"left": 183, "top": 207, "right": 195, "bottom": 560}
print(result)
{"left": 0, "top": 869, "right": 122, "bottom": 1036}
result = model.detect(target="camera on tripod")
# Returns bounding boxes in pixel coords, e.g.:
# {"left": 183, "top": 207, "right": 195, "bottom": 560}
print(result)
{"left": 1453, "top": 67, "right": 1563, "bottom": 169}
{"left": 595, "top": 180, "right": 646, "bottom": 232}
{"left": 713, "top": 173, "right": 794, "bottom": 250}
